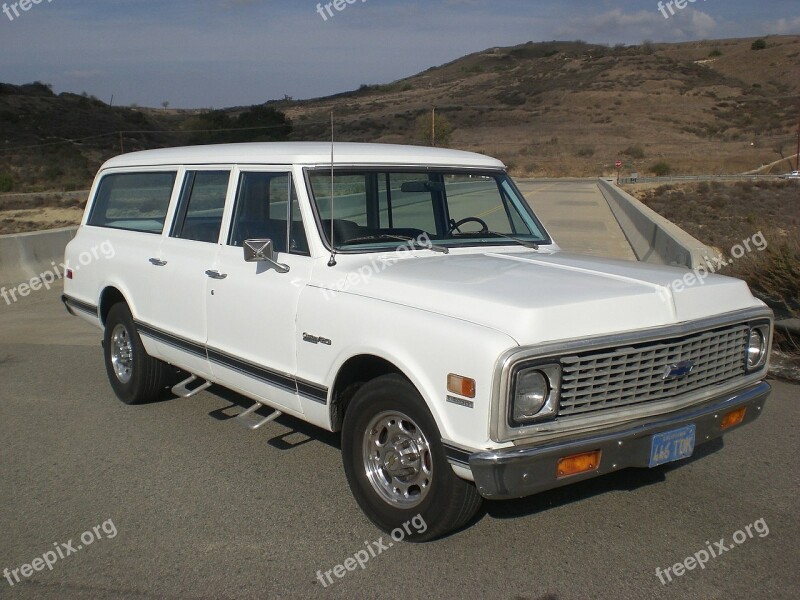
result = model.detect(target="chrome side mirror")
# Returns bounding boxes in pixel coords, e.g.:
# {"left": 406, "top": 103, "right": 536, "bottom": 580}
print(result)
{"left": 243, "top": 239, "right": 290, "bottom": 273}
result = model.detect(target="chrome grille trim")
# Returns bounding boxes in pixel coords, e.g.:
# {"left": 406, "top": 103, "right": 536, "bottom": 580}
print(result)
{"left": 490, "top": 306, "right": 773, "bottom": 443}
{"left": 558, "top": 324, "right": 749, "bottom": 417}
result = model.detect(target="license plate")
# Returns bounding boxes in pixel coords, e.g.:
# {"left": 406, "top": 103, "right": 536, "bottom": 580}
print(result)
{"left": 649, "top": 425, "right": 696, "bottom": 468}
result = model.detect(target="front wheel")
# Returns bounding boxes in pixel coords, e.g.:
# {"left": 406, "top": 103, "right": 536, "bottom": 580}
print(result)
{"left": 341, "top": 374, "right": 483, "bottom": 541}
{"left": 103, "top": 303, "right": 170, "bottom": 404}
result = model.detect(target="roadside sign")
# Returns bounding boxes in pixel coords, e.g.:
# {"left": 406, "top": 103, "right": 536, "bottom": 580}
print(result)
{"left": 615, "top": 160, "right": 622, "bottom": 169}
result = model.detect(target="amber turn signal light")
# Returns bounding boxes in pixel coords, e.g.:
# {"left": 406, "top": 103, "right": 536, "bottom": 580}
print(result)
{"left": 721, "top": 407, "right": 746, "bottom": 430}
{"left": 557, "top": 450, "right": 601, "bottom": 478}
{"left": 447, "top": 374, "right": 476, "bottom": 398}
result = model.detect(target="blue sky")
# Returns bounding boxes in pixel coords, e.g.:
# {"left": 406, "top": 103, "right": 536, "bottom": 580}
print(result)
{"left": 0, "top": 0, "right": 798, "bottom": 108}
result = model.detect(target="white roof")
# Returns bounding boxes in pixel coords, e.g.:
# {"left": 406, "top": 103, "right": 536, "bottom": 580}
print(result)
{"left": 100, "top": 142, "right": 506, "bottom": 170}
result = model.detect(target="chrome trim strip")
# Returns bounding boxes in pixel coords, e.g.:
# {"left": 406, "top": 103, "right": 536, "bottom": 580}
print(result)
{"left": 491, "top": 306, "right": 773, "bottom": 443}
{"left": 135, "top": 320, "right": 329, "bottom": 404}
{"left": 62, "top": 294, "right": 99, "bottom": 318}
{"left": 443, "top": 443, "right": 472, "bottom": 466}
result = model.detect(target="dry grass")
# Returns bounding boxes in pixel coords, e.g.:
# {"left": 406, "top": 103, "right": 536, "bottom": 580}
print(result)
{"left": 0, "top": 193, "right": 86, "bottom": 234}
{"left": 2, "top": 36, "right": 799, "bottom": 191}
{"left": 283, "top": 36, "right": 800, "bottom": 178}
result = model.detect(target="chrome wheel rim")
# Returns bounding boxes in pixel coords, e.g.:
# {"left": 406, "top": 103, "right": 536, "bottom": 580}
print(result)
{"left": 362, "top": 410, "right": 433, "bottom": 508}
{"left": 110, "top": 324, "right": 134, "bottom": 384}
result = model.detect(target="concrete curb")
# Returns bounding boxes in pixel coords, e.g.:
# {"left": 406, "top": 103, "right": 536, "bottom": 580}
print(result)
{"left": 597, "top": 179, "right": 712, "bottom": 269}
{"left": 0, "top": 227, "right": 78, "bottom": 286}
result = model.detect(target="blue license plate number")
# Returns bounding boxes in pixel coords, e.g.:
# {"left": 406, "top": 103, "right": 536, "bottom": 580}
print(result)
{"left": 649, "top": 425, "right": 696, "bottom": 468}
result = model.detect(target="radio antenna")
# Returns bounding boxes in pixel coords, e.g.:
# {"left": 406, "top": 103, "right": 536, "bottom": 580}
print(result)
{"left": 327, "top": 111, "right": 337, "bottom": 267}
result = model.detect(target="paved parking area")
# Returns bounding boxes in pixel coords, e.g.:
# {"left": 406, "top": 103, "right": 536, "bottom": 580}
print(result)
{"left": 1, "top": 285, "right": 798, "bottom": 599}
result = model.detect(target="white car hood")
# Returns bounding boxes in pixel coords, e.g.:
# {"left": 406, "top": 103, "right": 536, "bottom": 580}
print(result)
{"left": 315, "top": 250, "right": 762, "bottom": 345}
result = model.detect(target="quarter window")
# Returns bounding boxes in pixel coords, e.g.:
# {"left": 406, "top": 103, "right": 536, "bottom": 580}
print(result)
{"left": 88, "top": 172, "right": 177, "bottom": 234}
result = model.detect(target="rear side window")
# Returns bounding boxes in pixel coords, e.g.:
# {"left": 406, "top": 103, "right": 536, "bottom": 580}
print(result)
{"left": 88, "top": 172, "right": 177, "bottom": 234}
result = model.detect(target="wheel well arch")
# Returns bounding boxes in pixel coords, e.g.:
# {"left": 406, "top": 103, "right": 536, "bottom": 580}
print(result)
{"left": 329, "top": 354, "right": 406, "bottom": 431}
{"left": 98, "top": 286, "right": 128, "bottom": 326}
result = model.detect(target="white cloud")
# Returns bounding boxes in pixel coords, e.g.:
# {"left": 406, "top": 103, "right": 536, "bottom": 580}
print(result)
{"left": 765, "top": 16, "right": 800, "bottom": 34}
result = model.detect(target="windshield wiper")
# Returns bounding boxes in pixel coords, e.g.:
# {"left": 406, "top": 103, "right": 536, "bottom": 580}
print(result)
{"left": 455, "top": 231, "right": 540, "bottom": 249}
{"left": 341, "top": 234, "right": 450, "bottom": 254}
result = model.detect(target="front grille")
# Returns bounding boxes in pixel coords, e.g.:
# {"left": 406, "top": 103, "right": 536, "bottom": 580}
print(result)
{"left": 558, "top": 324, "right": 750, "bottom": 417}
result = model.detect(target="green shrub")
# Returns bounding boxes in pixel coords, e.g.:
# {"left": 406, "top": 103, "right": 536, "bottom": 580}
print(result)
{"left": 650, "top": 161, "right": 672, "bottom": 176}
{"left": 415, "top": 113, "right": 454, "bottom": 147}
{"left": 0, "top": 173, "right": 12, "bottom": 192}
{"left": 576, "top": 147, "right": 595, "bottom": 158}
{"left": 709, "top": 48, "right": 723, "bottom": 57}
{"left": 751, "top": 39, "right": 767, "bottom": 51}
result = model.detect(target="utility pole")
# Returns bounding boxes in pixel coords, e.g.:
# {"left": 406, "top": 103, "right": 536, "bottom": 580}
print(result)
{"left": 119, "top": 132, "right": 124, "bottom": 155}
{"left": 795, "top": 116, "right": 799, "bottom": 171}
{"left": 431, "top": 106, "right": 436, "bottom": 147}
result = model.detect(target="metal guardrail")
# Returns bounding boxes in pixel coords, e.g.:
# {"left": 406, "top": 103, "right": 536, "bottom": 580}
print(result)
{"left": 618, "top": 175, "right": 783, "bottom": 184}
{"left": 0, "top": 190, "right": 90, "bottom": 201}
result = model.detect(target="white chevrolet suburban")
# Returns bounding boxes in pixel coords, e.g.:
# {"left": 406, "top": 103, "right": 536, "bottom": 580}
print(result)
{"left": 63, "top": 142, "right": 772, "bottom": 540}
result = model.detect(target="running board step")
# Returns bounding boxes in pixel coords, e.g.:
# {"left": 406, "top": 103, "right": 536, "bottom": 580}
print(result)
{"left": 234, "top": 403, "right": 283, "bottom": 430}
{"left": 171, "top": 375, "right": 212, "bottom": 398}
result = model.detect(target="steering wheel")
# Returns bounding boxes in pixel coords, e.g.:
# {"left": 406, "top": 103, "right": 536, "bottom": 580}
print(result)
{"left": 447, "top": 217, "right": 489, "bottom": 235}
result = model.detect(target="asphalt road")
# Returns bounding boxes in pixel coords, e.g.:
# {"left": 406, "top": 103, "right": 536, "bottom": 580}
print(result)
{"left": 1, "top": 287, "right": 798, "bottom": 600}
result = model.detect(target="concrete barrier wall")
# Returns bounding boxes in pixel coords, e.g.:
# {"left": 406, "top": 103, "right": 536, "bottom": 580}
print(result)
{"left": 0, "top": 227, "right": 78, "bottom": 285}
{"left": 597, "top": 179, "right": 712, "bottom": 269}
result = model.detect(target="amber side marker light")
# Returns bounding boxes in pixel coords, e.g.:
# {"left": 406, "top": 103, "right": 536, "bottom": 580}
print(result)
{"left": 557, "top": 450, "right": 601, "bottom": 479}
{"left": 721, "top": 407, "right": 747, "bottom": 430}
{"left": 447, "top": 374, "right": 476, "bottom": 398}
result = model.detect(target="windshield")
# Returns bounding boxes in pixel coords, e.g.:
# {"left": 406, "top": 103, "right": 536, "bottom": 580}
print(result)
{"left": 307, "top": 169, "right": 549, "bottom": 252}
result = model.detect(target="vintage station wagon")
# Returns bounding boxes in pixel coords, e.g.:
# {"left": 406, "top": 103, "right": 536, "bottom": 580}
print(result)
{"left": 63, "top": 143, "right": 772, "bottom": 540}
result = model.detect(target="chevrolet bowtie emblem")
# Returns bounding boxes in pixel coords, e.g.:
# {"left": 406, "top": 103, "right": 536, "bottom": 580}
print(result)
{"left": 663, "top": 360, "right": 696, "bottom": 381}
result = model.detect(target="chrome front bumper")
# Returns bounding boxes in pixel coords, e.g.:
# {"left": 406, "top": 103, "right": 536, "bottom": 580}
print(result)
{"left": 469, "top": 381, "right": 771, "bottom": 500}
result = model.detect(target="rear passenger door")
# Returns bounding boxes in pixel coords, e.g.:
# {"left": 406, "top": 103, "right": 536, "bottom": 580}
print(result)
{"left": 145, "top": 169, "right": 233, "bottom": 377}
{"left": 205, "top": 169, "right": 312, "bottom": 414}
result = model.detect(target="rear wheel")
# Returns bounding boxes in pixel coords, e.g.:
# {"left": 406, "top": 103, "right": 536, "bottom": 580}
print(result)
{"left": 103, "top": 303, "right": 170, "bottom": 404}
{"left": 341, "top": 374, "right": 482, "bottom": 541}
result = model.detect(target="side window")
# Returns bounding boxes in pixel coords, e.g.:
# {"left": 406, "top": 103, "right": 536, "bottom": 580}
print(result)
{"left": 171, "top": 171, "right": 230, "bottom": 243}
{"left": 228, "top": 172, "right": 308, "bottom": 255}
{"left": 88, "top": 172, "right": 176, "bottom": 234}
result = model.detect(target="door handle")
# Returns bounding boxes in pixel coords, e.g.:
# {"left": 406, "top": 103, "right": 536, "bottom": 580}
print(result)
{"left": 149, "top": 258, "right": 168, "bottom": 266}
{"left": 205, "top": 270, "right": 228, "bottom": 280}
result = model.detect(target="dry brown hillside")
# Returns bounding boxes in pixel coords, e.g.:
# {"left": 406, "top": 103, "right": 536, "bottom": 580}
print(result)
{"left": 282, "top": 36, "right": 800, "bottom": 177}
{"left": 1, "top": 36, "right": 798, "bottom": 191}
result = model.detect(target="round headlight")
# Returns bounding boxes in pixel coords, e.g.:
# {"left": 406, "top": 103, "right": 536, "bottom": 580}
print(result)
{"left": 746, "top": 328, "right": 766, "bottom": 369}
{"left": 514, "top": 369, "right": 549, "bottom": 422}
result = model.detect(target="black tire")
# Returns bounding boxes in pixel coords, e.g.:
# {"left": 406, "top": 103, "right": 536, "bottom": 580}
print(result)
{"left": 103, "top": 303, "right": 170, "bottom": 405}
{"left": 341, "top": 374, "right": 483, "bottom": 541}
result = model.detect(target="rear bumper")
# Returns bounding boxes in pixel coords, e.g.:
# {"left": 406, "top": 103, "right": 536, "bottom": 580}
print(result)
{"left": 469, "top": 381, "right": 771, "bottom": 499}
